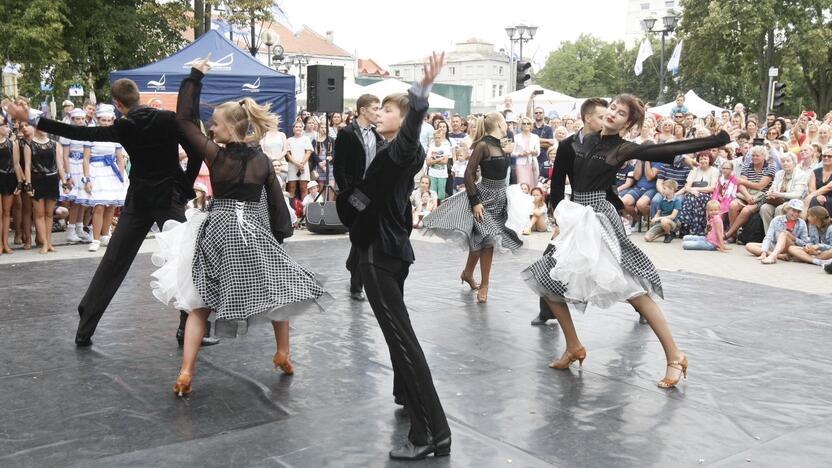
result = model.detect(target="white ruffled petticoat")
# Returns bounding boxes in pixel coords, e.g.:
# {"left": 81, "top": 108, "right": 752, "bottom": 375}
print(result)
{"left": 548, "top": 199, "right": 649, "bottom": 309}
{"left": 504, "top": 184, "right": 535, "bottom": 237}
{"left": 150, "top": 208, "right": 207, "bottom": 311}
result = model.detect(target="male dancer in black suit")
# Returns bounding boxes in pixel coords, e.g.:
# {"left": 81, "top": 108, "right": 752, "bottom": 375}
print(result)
{"left": 4, "top": 76, "right": 219, "bottom": 347}
{"left": 337, "top": 52, "right": 451, "bottom": 460}
{"left": 531, "top": 97, "right": 648, "bottom": 326}
{"left": 333, "top": 93, "right": 383, "bottom": 301}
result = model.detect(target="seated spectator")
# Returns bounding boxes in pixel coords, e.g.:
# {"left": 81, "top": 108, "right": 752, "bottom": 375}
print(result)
{"left": 616, "top": 159, "right": 636, "bottom": 194}
{"left": 412, "top": 190, "right": 437, "bottom": 228}
{"left": 679, "top": 151, "right": 719, "bottom": 235}
{"left": 644, "top": 179, "right": 680, "bottom": 243}
{"left": 787, "top": 206, "right": 832, "bottom": 267}
{"left": 682, "top": 200, "right": 731, "bottom": 252}
{"left": 650, "top": 154, "right": 691, "bottom": 220}
{"left": 523, "top": 187, "right": 548, "bottom": 235}
{"left": 187, "top": 182, "right": 208, "bottom": 211}
{"left": 622, "top": 160, "right": 661, "bottom": 229}
{"left": 803, "top": 145, "right": 832, "bottom": 216}
{"left": 724, "top": 146, "right": 776, "bottom": 242}
{"left": 301, "top": 181, "right": 320, "bottom": 215}
{"left": 745, "top": 199, "right": 809, "bottom": 264}
{"left": 410, "top": 176, "right": 438, "bottom": 217}
{"left": 711, "top": 161, "right": 740, "bottom": 227}
{"left": 760, "top": 152, "right": 808, "bottom": 232}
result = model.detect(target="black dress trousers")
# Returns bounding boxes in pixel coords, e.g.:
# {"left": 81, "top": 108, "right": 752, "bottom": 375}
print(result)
{"left": 346, "top": 244, "right": 363, "bottom": 293}
{"left": 358, "top": 242, "right": 450, "bottom": 445}
{"left": 76, "top": 194, "right": 186, "bottom": 341}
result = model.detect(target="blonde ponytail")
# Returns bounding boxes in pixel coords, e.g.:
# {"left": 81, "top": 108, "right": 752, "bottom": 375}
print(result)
{"left": 470, "top": 112, "right": 504, "bottom": 148}
{"left": 216, "top": 97, "right": 278, "bottom": 143}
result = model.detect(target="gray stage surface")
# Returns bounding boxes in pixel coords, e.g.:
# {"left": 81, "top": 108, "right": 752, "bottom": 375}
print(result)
{"left": 1, "top": 238, "right": 830, "bottom": 467}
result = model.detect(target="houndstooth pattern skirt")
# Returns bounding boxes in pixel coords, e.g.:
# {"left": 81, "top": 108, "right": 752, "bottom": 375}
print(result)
{"left": 151, "top": 190, "right": 325, "bottom": 323}
{"left": 422, "top": 177, "right": 523, "bottom": 252}
{"left": 522, "top": 190, "right": 664, "bottom": 311}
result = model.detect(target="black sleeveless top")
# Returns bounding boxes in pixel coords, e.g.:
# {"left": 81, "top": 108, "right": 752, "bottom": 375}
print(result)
{"left": 29, "top": 140, "right": 58, "bottom": 175}
{"left": 0, "top": 139, "right": 14, "bottom": 174}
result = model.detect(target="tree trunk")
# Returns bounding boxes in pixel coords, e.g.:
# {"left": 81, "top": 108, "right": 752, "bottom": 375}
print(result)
{"left": 194, "top": 0, "right": 204, "bottom": 38}
{"left": 204, "top": 2, "right": 212, "bottom": 34}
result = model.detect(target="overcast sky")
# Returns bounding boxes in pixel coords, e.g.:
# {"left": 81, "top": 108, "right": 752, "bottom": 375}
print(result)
{"left": 281, "top": 1, "right": 630, "bottom": 69}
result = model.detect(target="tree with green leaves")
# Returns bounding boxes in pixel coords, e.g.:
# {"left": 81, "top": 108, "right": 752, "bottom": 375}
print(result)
{"left": 1, "top": 0, "right": 189, "bottom": 104}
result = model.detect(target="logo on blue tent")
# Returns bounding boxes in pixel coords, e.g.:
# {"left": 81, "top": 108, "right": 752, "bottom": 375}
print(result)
{"left": 242, "top": 78, "right": 261, "bottom": 93}
{"left": 148, "top": 74, "right": 166, "bottom": 91}
{"left": 184, "top": 53, "right": 234, "bottom": 71}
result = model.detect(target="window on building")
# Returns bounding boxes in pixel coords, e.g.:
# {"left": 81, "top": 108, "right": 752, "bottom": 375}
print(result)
{"left": 492, "top": 84, "right": 497, "bottom": 98}
{"left": 640, "top": 2, "right": 649, "bottom": 9}
{"left": 665, "top": 0, "right": 675, "bottom": 7}
{"left": 394, "top": 70, "right": 400, "bottom": 77}
{"left": 499, "top": 85, "right": 503, "bottom": 96}
{"left": 449, "top": 66, "right": 455, "bottom": 76}
{"left": 499, "top": 66, "right": 504, "bottom": 76}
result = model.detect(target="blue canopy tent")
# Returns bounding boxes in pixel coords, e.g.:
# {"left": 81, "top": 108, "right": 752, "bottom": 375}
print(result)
{"left": 110, "top": 30, "right": 296, "bottom": 134}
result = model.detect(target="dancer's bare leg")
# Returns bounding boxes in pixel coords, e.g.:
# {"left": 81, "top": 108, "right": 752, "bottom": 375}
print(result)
{"left": 545, "top": 299, "right": 584, "bottom": 366}
{"left": 179, "top": 308, "right": 210, "bottom": 375}
{"left": 478, "top": 247, "right": 494, "bottom": 301}
{"left": 272, "top": 320, "right": 294, "bottom": 374}
{"left": 627, "top": 294, "right": 686, "bottom": 382}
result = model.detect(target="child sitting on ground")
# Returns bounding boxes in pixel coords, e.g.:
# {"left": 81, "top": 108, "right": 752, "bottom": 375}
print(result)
{"left": 645, "top": 179, "right": 680, "bottom": 244}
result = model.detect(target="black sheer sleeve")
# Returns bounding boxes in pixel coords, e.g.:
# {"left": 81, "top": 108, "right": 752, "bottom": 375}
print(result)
{"left": 549, "top": 136, "right": 574, "bottom": 211}
{"left": 613, "top": 130, "right": 730, "bottom": 165}
{"left": 464, "top": 141, "right": 487, "bottom": 206}
{"left": 37, "top": 117, "right": 121, "bottom": 143}
{"left": 264, "top": 157, "right": 293, "bottom": 242}
{"left": 176, "top": 68, "right": 220, "bottom": 170}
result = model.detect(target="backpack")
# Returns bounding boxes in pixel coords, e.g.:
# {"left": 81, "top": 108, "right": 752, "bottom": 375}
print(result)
{"left": 737, "top": 212, "right": 765, "bottom": 244}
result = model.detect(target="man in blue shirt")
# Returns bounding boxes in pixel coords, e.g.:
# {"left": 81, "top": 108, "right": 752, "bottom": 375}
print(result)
{"left": 530, "top": 106, "right": 554, "bottom": 173}
{"left": 650, "top": 155, "right": 692, "bottom": 218}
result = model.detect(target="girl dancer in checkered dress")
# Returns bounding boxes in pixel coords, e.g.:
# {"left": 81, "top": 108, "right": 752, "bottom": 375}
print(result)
{"left": 524, "top": 95, "right": 729, "bottom": 388}
{"left": 149, "top": 57, "right": 326, "bottom": 397}
{"left": 421, "top": 112, "right": 522, "bottom": 303}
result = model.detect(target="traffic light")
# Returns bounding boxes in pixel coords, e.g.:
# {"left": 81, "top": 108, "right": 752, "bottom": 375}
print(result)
{"left": 516, "top": 61, "right": 532, "bottom": 90}
{"left": 771, "top": 81, "right": 786, "bottom": 110}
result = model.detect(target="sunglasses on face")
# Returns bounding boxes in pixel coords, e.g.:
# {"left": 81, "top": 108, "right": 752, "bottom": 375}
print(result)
{"left": 534, "top": 112, "right": 543, "bottom": 115}
{"left": 822, "top": 154, "right": 832, "bottom": 158}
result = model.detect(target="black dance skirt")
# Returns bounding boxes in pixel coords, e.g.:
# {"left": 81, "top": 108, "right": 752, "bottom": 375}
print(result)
{"left": 31, "top": 173, "right": 59, "bottom": 201}
{"left": 0, "top": 172, "right": 17, "bottom": 196}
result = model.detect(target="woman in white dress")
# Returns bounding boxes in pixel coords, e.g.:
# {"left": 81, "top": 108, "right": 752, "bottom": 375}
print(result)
{"left": 260, "top": 124, "right": 288, "bottom": 184}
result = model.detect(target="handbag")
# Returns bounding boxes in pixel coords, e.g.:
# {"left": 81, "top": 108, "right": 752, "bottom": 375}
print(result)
{"left": 307, "top": 185, "right": 349, "bottom": 234}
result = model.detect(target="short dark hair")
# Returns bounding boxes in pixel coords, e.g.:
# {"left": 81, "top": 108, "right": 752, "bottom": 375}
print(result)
{"left": 111, "top": 79, "right": 140, "bottom": 108}
{"left": 737, "top": 132, "right": 750, "bottom": 141}
{"left": 613, "top": 94, "right": 646, "bottom": 131}
{"left": 579, "top": 98, "right": 608, "bottom": 120}
{"left": 356, "top": 94, "right": 380, "bottom": 118}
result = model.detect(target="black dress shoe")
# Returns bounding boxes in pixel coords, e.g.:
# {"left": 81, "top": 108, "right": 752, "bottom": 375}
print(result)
{"left": 531, "top": 315, "right": 551, "bottom": 326}
{"left": 389, "top": 437, "right": 451, "bottom": 460}
{"left": 350, "top": 291, "right": 366, "bottom": 301}
{"left": 176, "top": 329, "right": 221, "bottom": 347}
{"left": 201, "top": 336, "right": 220, "bottom": 346}
{"left": 75, "top": 336, "right": 93, "bottom": 347}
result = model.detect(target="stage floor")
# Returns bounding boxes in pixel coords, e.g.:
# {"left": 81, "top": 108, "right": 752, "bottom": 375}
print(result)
{"left": 1, "top": 238, "right": 831, "bottom": 467}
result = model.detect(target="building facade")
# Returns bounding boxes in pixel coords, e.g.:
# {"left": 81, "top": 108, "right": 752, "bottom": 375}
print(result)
{"left": 624, "top": 0, "right": 680, "bottom": 45}
{"left": 389, "top": 38, "right": 510, "bottom": 114}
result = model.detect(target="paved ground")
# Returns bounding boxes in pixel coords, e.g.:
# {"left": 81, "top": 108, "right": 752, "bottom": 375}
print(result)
{"left": 3, "top": 226, "right": 828, "bottom": 294}
{"left": 1, "top": 231, "right": 830, "bottom": 467}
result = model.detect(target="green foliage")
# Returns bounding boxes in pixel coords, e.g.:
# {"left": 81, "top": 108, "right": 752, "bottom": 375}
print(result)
{"left": 1, "top": 0, "right": 189, "bottom": 103}
{"left": 536, "top": 0, "right": 831, "bottom": 117}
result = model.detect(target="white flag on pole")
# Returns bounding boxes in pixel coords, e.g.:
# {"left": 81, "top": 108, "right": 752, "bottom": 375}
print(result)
{"left": 634, "top": 39, "right": 653, "bottom": 76}
{"left": 667, "top": 40, "right": 683, "bottom": 76}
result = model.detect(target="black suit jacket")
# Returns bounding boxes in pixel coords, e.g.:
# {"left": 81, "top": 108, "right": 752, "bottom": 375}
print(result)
{"left": 332, "top": 120, "right": 384, "bottom": 194}
{"left": 337, "top": 88, "right": 428, "bottom": 263}
{"left": 549, "top": 132, "right": 624, "bottom": 213}
{"left": 37, "top": 107, "right": 199, "bottom": 211}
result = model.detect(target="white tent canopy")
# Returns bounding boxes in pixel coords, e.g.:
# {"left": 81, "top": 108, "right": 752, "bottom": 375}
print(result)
{"left": 490, "top": 85, "right": 578, "bottom": 118}
{"left": 649, "top": 90, "right": 728, "bottom": 117}
{"left": 361, "top": 79, "right": 455, "bottom": 110}
{"left": 296, "top": 80, "right": 368, "bottom": 111}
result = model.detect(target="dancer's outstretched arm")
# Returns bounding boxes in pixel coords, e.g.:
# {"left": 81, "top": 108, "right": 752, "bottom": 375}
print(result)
{"left": 388, "top": 52, "right": 444, "bottom": 168}
{"left": 4, "top": 99, "right": 119, "bottom": 143}
{"left": 175, "top": 59, "right": 220, "bottom": 172}
{"left": 614, "top": 130, "right": 731, "bottom": 165}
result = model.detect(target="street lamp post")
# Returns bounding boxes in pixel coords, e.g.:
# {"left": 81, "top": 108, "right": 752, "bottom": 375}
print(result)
{"left": 642, "top": 13, "right": 679, "bottom": 105}
{"left": 505, "top": 24, "right": 538, "bottom": 92}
